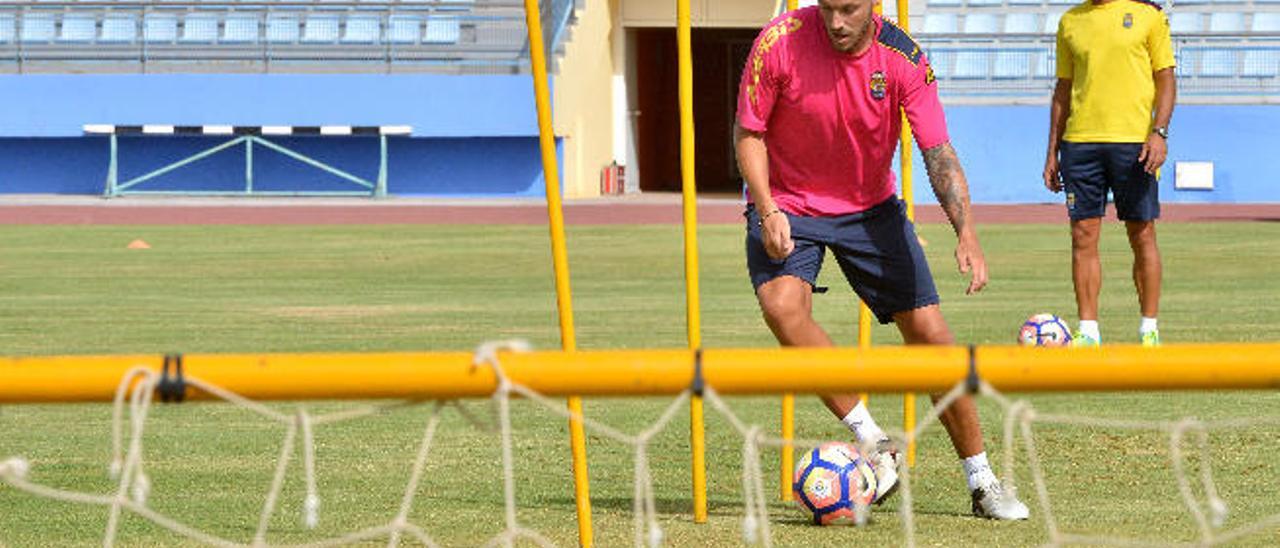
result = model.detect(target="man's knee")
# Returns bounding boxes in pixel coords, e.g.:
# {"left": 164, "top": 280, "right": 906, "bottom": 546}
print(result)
{"left": 756, "top": 276, "right": 812, "bottom": 326}
{"left": 1071, "top": 219, "right": 1102, "bottom": 249}
{"left": 1125, "top": 221, "right": 1157, "bottom": 249}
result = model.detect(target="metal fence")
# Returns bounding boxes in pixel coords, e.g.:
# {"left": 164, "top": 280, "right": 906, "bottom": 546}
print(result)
{"left": 920, "top": 34, "right": 1280, "bottom": 104}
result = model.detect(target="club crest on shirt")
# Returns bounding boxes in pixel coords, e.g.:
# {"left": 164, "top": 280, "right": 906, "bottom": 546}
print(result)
{"left": 1123, "top": 13, "right": 1134, "bottom": 28}
{"left": 925, "top": 65, "right": 936, "bottom": 86}
{"left": 869, "top": 71, "right": 887, "bottom": 100}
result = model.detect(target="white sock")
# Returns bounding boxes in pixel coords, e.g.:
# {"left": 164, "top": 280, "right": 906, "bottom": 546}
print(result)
{"left": 963, "top": 452, "right": 998, "bottom": 491}
{"left": 1140, "top": 317, "right": 1158, "bottom": 334}
{"left": 1077, "top": 320, "right": 1101, "bottom": 341}
{"left": 841, "top": 402, "right": 885, "bottom": 444}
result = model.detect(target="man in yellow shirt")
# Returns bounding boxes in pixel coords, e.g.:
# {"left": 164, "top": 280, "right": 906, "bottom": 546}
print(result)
{"left": 1042, "top": 0, "right": 1176, "bottom": 347}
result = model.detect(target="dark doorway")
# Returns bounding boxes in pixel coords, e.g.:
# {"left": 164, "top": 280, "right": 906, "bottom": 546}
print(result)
{"left": 633, "top": 27, "right": 760, "bottom": 193}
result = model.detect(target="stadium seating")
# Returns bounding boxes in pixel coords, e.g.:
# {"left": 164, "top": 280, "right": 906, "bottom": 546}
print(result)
{"left": 301, "top": 15, "right": 340, "bottom": 44}
{"left": 388, "top": 15, "right": 422, "bottom": 44}
{"left": 1240, "top": 49, "right": 1280, "bottom": 78}
{"left": 0, "top": 14, "right": 13, "bottom": 44}
{"left": 266, "top": 15, "right": 299, "bottom": 44}
{"left": 223, "top": 15, "right": 260, "bottom": 44}
{"left": 20, "top": 13, "right": 55, "bottom": 43}
{"left": 341, "top": 16, "right": 382, "bottom": 44}
{"left": 144, "top": 14, "right": 178, "bottom": 43}
{"left": 1253, "top": 13, "right": 1280, "bottom": 32}
{"left": 424, "top": 16, "right": 460, "bottom": 44}
{"left": 1004, "top": 13, "right": 1040, "bottom": 34}
{"left": 101, "top": 15, "right": 138, "bottom": 44}
{"left": 180, "top": 14, "right": 219, "bottom": 43}
{"left": 59, "top": 14, "right": 97, "bottom": 43}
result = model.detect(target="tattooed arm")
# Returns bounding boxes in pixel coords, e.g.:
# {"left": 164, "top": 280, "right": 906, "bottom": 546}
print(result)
{"left": 922, "top": 142, "right": 988, "bottom": 295}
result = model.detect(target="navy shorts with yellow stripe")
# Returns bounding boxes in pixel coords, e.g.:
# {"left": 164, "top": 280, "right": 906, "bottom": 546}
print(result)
{"left": 1059, "top": 141, "right": 1161, "bottom": 222}
{"left": 745, "top": 197, "right": 939, "bottom": 325}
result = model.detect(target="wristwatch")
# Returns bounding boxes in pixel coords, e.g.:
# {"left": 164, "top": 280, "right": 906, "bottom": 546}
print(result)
{"left": 1152, "top": 126, "right": 1169, "bottom": 139}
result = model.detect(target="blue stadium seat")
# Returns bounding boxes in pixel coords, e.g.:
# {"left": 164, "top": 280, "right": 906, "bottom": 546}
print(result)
{"left": 438, "top": 0, "right": 475, "bottom": 10}
{"left": 1047, "top": 0, "right": 1076, "bottom": 5}
{"left": 951, "top": 50, "right": 989, "bottom": 79}
{"left": 341, "top": 15, "right": 381, "bottom": 44}
{"left": 0, "top": 15, "right": 13, "bottom": 43}
{"left": 1033, "top": 50, "right": 1057, "bottom": 79}
{"left": 923, "top": 13, "right": 958, "bottom": 34}
{"left": 302, "top": 15, "right": 340, "bottom": 43}
{"left": 966, "top": 0, "right": 1003, "bottom": 6}
{"left": 144, "top": 14, "right": 178, "bottom": 43}
{"left": 20, "top": 14, "right": 56, "bottom": 43}
{"left": 1004, "top": 13, "right": 1040, "bottom": 34}
{"left": 387, "top": 15, "right": 421, "bottom": 44}
{"left": 266, "top": 16, "right": 299, "bottom": 43}
{"left": 1240, "top": 49, "right": 1279, "bottom": 78}
{"left": 58, "top": 14, "right": 96, "bottom": 42}
{"left": 926, "top": 50, "right": 953, "bottom": 79}
{"left": 100, "top": 15, "right": 137, "bottom": 43}
{"left": 1209, "top": 0, "right": 1245, "bottom": 4}
{"left": 1169, "top": 12, "right": 1203, "bottom": 34}
{"left": 1008, "top": 0, "right": 1043, "bottom": 5}
{"left": 1043, "top": 11, "right": 1064, "bottom": 34}
{"left": 180, "top": 14, "right": 219, "bottom": 43}
{"left": 1252, "top": 13, "right": 1280, "bottom": 32}
{"left": 1208, "top": 12, "right": 1246, "bottom": 33}
{"left": 926, "top": 0, "right": 963, "bottom": 6}
{"left": 222, "top": 15, "right": 259, "bottom": 43}
{"left": 424, "top": 16, "right": 459, "bottom": 44}
{"left": 1174, "top": 49, "right": 1195, "bottom": 78}
{"left": 993, "top": 51, "right": 1032, "bottom": 79}
{"left": 962, "top": 14, "right": 999, "bottom": 34}
{"left": 1199, "top": 49, "right": 1237, "bottom": 78}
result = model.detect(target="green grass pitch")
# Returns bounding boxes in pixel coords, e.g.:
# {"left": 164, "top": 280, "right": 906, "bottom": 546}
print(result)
{"left": 1, "top": 221, "right": 1278, "bottom": 546}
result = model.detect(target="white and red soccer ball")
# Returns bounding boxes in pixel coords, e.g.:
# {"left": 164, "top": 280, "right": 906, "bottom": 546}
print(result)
{"left": 792, "top": 441, "right": 877, "bottom": 526}
{"left": 1018, "top": 313, "right": 1072, "bottom": 347}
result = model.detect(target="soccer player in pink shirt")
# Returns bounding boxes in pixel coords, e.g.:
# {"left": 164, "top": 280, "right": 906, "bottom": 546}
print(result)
{"left": 735, "top": 0, "right": 1028, "bottom": 520}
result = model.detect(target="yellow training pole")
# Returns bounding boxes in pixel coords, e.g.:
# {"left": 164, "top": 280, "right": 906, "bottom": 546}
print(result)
{"left": 675, "top": 0, "right": 708, "bottom": 524}
{"left": 521, "top": 0, "right": 593, "bottom": 545}
{"left": 896, "top": 0, "right": 918, "bottom": 468}
{"left": 9, "top": 345, "right": 1280, "bottom": 403}
{"left": 777, "top": 0, "right": 801, "bottom": 505}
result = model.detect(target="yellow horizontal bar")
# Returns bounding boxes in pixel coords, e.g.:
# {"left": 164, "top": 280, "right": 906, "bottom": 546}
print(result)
{"left": 2, "top": 344, "right": 1280, "bottom": 404}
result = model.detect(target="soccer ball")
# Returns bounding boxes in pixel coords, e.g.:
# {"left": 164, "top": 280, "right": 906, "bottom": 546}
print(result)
{"left": 792, "top": 441, "right": 877, "bottom": 526}
{"left": 1018, "top": 313, "right": 1072, "bottom": 347}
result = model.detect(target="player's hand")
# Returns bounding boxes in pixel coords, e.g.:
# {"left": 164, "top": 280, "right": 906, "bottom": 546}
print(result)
{"left": 955, "top": 232, "right": 988, "bottom": 295}
{"left": 1139, "top": 133, "right": 1167, "bottom": 175}
{"left": 760, "top": 210, "right": 794, "bottom": 261}
{"left": 1043, "top": 154, "right": 1063, "bottom": 193}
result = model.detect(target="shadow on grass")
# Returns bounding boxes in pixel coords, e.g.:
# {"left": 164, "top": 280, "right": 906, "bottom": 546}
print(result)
{"left": 550, "top": 496, "right": 744, "bottom": 516}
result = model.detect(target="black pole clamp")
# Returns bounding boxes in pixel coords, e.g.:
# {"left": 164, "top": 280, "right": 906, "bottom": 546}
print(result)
{"left": 158, "top": 353, "right": 187, "bottom": 403}
{"left": 690, "top": 348, "right": 705, "bottom": 397}
{"left": 965, "top": 344, "right": 981, "bottom": 395}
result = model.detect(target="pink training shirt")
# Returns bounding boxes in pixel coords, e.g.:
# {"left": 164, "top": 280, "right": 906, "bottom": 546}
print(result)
{"left": 737, "top": 8, "right": 949, "bottom": 217}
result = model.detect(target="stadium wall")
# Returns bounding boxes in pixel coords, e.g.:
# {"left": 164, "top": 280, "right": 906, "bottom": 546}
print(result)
{"left": 0, "top": 73, "right": 561, "bottom": 197}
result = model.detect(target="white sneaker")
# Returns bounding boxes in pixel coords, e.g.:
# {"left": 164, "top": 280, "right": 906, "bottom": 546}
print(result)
{"left": 971, "top": 480, "right": 1030, "bottom": 520}
{"left": 869, "top": 438, "right": 902, "bottom": 505}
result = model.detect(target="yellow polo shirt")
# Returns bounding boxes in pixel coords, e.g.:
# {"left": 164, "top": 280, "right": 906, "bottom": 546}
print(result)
{"left": 1056, "top": 0, "right": 1176, "bottom": 143}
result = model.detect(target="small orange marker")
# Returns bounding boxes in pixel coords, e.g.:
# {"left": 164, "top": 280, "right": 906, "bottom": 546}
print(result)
{"left": 126, "top": 239, "right": 151, "bottom": 250}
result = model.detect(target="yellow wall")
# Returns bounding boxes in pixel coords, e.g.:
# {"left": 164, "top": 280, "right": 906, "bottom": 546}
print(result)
{"left": 552, "top": 0, "right": 779, "bottom": 198}
{"left": 621, "top": 0, "right": 776, "bottom": 27}
{"left": 552, "top": 0, "right": 620, "bottom": 198}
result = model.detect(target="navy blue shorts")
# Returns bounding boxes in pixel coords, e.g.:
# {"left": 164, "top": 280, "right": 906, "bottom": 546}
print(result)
{"left": 1059, "top": 141, "right": 1160, "bottom": 222}
{"left": 745, "top": 198, "right": 939, "bottom": 325}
